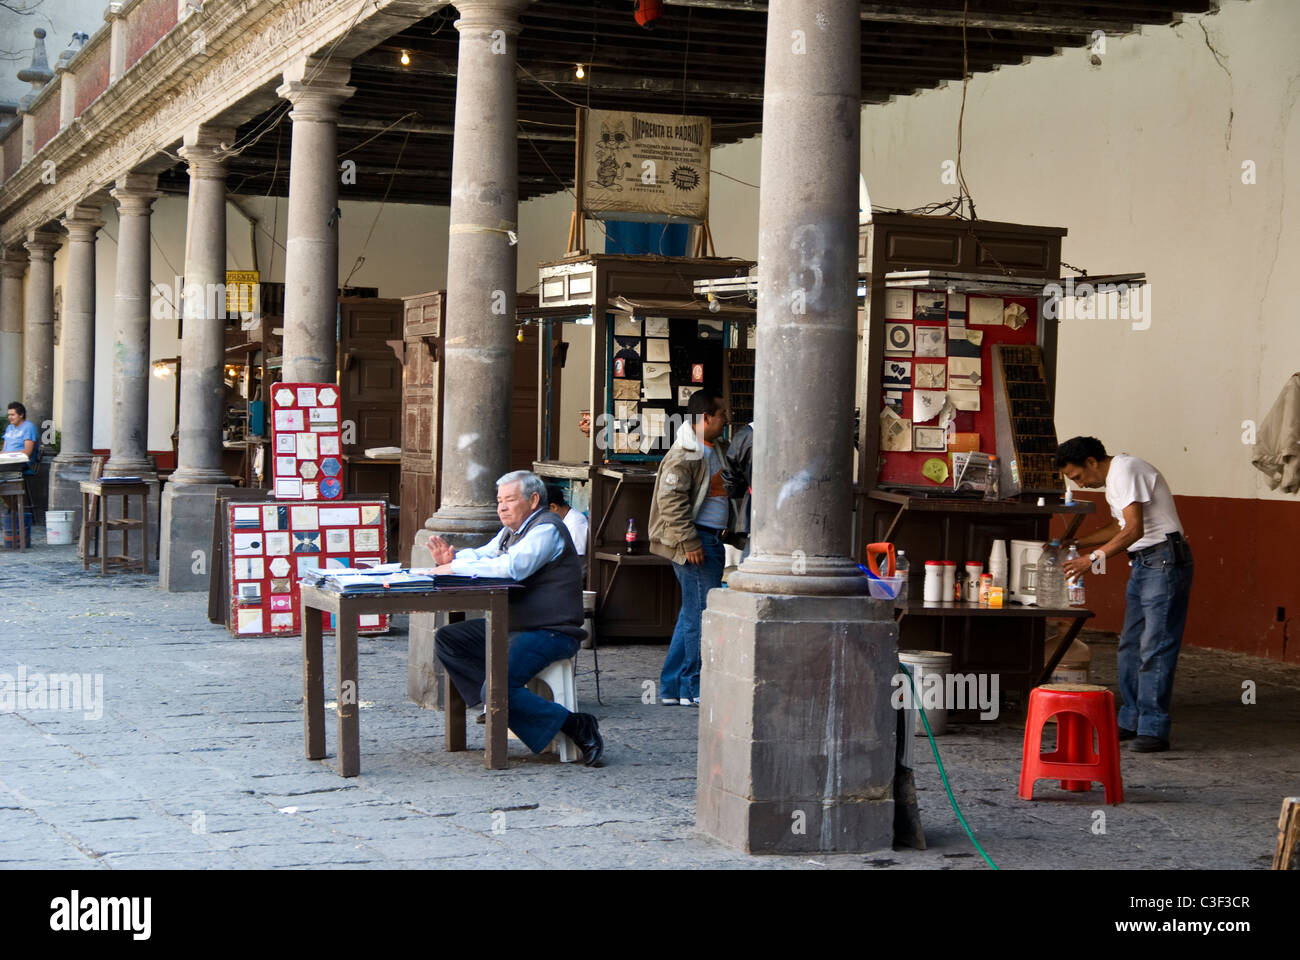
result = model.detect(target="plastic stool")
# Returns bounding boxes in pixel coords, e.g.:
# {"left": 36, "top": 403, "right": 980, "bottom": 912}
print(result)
{"left": 1018, "top": 683, "right": 1124, "bottom": 804}
{"left": 526, "top": 657, "right": 580, "bottom": 762}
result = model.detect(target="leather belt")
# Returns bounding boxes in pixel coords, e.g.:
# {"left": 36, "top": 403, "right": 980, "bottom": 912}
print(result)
{"left": 1128, "top": 533, "right": 1185, "bottom": 560}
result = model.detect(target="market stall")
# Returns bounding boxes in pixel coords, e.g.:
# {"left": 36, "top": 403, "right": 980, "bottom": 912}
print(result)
{"left": 526, "top": 254, "right": 754, "bottom": 639}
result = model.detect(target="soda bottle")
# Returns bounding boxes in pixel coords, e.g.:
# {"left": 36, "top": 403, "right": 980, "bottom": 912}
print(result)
{"left": 625, "top": 517, "right": 637, "bottom": 555}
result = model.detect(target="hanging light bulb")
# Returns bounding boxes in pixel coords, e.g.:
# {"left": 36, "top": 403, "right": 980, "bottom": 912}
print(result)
{"left": 516, "top": 325, "right": 525, "bottom": 343}
{"left": 400, "top": 49, "right": 410, "bottom": 66}
{"left": 574, "top": 63, "right": 585, "bottom": 80}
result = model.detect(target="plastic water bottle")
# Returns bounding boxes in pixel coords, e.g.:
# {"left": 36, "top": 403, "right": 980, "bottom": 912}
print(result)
{"left": 984, "top": 455, "right": 1001, "bottom": 501}
{"left": 1066, "top": 544, "right": 1086, "bottom": 606}
{"left": 1037, "top": 539, "right": 1067, "bottom": 609}
{"left": 894, "top": 551, "right": 910, "bottom": 607}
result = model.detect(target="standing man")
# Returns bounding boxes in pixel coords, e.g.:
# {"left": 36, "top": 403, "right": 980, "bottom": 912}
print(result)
{"left": 546, "top": 483, "right": 589, "bottom": 557}
{"left": 724, "top": 420, "right": 753, "bottom": 560}
{"left": 649, "top": 390, "right": 730, "bottom": 706}
{"left": 1056, "top": 437, "right": 1193, "bottom": 753}
{"left": 428, "top": 470, "right": 603, "bottom": 766}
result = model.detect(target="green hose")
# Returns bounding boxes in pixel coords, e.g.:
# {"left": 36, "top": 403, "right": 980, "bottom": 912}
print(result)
{"left": 901, "top": 661, "right": 1000, "bottom": 870}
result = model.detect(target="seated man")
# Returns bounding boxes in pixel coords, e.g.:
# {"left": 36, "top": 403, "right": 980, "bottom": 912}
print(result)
{"left": 3, "top": 401, "right": 38, "bottom": 473}
{"left": 545, "top": 483, "right": 589, "bottom": 557}
{"left": 427, "top": 470, "right": 603, "bottom": 766}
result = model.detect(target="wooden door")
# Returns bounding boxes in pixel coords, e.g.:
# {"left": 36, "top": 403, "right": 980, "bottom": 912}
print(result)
{"left": 339, "top": 299, "right": 403, "bottom": 514}
{"left": 399, "top": 291, "right": 445, "bottom": 564}
{"left": 511, "top": 323, "right": 543, "bottom": 471}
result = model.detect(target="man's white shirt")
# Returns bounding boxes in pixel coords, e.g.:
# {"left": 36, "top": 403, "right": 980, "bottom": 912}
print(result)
{"left": 450, "top": 509, "right": 565, "bottom": 579}
{"left": 1105, "top": 454, "right": 1184, "bottom": 552}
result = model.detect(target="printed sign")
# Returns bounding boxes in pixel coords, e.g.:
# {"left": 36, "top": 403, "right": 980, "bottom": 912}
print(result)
{"left": 581, "top": 108, "right": 710, "bottom": 222}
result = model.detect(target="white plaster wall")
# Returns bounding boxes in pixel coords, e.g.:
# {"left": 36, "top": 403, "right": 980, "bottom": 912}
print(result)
{"left": 636, "top": 0, "right": 1298, "bottom": 502}
{"left": 856, "top": 0, "right": 1300, "bottom": 502}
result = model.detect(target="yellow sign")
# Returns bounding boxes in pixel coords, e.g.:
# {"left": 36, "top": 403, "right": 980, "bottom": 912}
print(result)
{"left": 225, "top": 270, "right": 260, "bottom": 317}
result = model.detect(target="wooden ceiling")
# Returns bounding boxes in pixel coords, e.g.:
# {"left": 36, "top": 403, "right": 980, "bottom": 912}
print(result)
{"left": 158, "top": 0, "right": 1217, "bottom": 205}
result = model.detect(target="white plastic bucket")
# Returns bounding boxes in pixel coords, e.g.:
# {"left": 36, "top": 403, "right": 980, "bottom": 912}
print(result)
{"left": 45, "top": 509, "right": 76, "bottom": 545}
{"left": 898, "top": 650, "right": 954, "bottom": 736}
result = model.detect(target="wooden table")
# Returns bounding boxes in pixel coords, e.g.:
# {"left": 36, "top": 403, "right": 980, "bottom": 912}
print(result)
{"left": 896, "top": 600, "right": 1094, "bottom": 686}
{"left": 79, "top": 479, "right": 149, "bottom": 574}
{"left": 299, "top": 583, "right": 514, "bottom": 777}
{"left": 0, "top": 477, "right": 28, "bottom": 551}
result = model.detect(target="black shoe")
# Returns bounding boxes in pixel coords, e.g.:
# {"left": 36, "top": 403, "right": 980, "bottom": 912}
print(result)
{"left": 1117, "top": 727, "right": 1137, "bottom": 741}
{"left": 1131, "top": 735, "right": 1169, "bottom": 753}
{"left": 568, "top": 712, "right": 604, "bottom": 767}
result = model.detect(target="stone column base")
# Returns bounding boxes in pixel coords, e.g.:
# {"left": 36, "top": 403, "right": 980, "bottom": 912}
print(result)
{"left": 160, "top": 482, "right": 234, "bottom": 592}
{"left": 696, "top": 588, "right": 900, "bottom": 854}
{"left": 47, "top": 456, "right": 94, "bottom": 529}
{"left": 407, "top": 530, "right": 446, "bottom": 709}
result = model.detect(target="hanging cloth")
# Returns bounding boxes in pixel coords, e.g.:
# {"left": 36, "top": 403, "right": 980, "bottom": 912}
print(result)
{"left": 1251, "top": 373, "right": 1300, "bottom": 493}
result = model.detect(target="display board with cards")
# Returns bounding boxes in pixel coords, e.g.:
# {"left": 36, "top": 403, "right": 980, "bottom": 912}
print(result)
{"left": 605, "top": 313, "right": 726, "bottom": 459}
{"left": 270, "top": 382, "right": 344, "bottom": 500}
{"left": 877, "top": 287, "right": 1041, "bottom": 489}
{"left": 226, "top": 501, "right": 388, "bottom": 637}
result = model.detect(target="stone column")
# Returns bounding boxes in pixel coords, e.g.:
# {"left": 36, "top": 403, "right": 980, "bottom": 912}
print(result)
{"left": 104, "top": 173, "right": 161, "bottom": 552}
{"left": 160, "top": 126, "right": 236, "bottom": 591}
{"left": 408, "top": 0, "right": 531, "bottom": 708}
{"left": 0, "top": 249, "right": 27, "bottom": 407}
{"left": 47, "top": 205, "right": 103, "bottom": 525}
{"left": 695, "top": 0, "right": 899, "bottom": 855}
{"left": 22, "top": 230, "right": 59, "bottom": 449}
{"left": 276, "top": 58, "right": 354, "bottom": 384}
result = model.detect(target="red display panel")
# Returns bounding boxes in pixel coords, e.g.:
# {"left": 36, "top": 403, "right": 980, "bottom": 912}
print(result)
{"left": 270, "top": 382, "right": 344, "bottom": 500}
{"left": 227, "top": 501, "right": 388, "bottom": 637}
{"left": 877, "top": 289, "right": 1038, "bottom": 489}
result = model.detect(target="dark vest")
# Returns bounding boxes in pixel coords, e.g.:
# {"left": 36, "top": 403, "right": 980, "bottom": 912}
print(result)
{"left": 495, "top": 509, "right": 586, "bottom": 639}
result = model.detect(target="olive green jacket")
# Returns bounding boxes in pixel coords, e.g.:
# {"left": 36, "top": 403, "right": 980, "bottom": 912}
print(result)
{"left": 648, "top": 424, "right": 731, "bottom": 564}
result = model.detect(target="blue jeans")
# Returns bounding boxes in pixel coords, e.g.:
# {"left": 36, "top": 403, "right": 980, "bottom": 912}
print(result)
{"left": 1117, "top": 538, "right": 1194, "bottom": 740}
{"left": 435, "top": 619, "right": 580, "bottom": 754}
{"left": 660, "top": 526, "right": 725, "bottom": 701}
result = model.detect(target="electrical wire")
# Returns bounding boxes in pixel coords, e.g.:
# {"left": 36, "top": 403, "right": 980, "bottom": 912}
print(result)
{"left": 711, "top": 169, "right": 758, "bottom": 189}
{"left": 900, "top": 662, "right": 1000, "bottom": 870}
{"left": 517, "top": 123, "right": 612, "bottom": 246}
{"left": 954, "top": 0, "right": 975, "bottom": 218}
{"left": 338, "top": 110, "right": 420, "bottom": 157}
{"left": 517, "top": 62, "right": 589, "bottom": 110}
{"left": 343, "top": 128, "right": 411, "bottom": 287}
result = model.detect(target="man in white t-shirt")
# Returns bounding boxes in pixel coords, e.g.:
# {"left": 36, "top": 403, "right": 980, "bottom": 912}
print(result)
{"left": 1056, "top": 437, "right": 1193, "bottom": 753}
{"left": 545, "top": 484, "right": 588, "bottom": 557}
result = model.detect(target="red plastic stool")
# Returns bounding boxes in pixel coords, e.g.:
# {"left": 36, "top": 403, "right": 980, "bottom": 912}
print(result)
{"left": 1018, "top": 683, "right": 1124, "bottom": 804}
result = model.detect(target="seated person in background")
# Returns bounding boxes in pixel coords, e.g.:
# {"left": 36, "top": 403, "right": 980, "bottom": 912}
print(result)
{"left": 3, "top": 402, "right": 38, "bottom": 473}
{"left": 545, "top": 483, "right": 589, "bottom": 557}
{"left": 426, "top": 470, "right": 603, "bottom": 766}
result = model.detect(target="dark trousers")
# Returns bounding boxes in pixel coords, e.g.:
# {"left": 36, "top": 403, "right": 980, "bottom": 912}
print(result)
{"left": 434, "top": 618, "right": 580, "bottom": 754}
{"left": 1117, "top": 538, "right": 1194, "bottom": 740}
